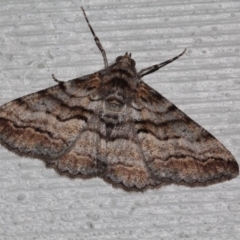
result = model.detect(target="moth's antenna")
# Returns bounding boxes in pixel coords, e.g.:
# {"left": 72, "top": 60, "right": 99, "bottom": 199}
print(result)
{"left": 81, "top": 7, "right": 108, "bottom": 68}
{"left": 138, "top": 48, "right": 187, "bottom": 77}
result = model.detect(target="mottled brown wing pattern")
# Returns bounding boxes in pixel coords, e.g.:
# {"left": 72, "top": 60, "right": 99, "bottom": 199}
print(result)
{"left": 133, "top": 81, "right": 238, "bottom": 186}
{"left": 0, "top": 73, "right": 102, "bottom": 162}
{"left": 98, "top": 108, "right": 158, "bottom": 190}
{"left": 56, "top": 114, "right": 104, "bottom": 177}
{"left": 0, "top": 7, "right": 238, "bottom": 192}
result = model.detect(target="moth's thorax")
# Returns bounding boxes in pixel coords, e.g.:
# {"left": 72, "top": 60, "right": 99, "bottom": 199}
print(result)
{"left": 101, "top": 55, "right": 138, "bottom": 114}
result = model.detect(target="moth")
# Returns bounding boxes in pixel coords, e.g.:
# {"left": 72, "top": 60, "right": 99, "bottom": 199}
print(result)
{"left": 0, "top": 7, "right": 238, "bottom": 191}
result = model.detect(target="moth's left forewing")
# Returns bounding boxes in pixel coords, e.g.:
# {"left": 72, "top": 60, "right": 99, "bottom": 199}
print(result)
{"left": 0, "top": 73, "right": 103, "bottom": 162}
{"left": 132, "top": 81, "right": 239, "bottom": 186}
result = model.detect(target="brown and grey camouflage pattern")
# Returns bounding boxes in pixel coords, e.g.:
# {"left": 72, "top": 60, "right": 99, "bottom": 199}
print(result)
{"left": 0, "top": 8, "right": 238, "bottom": 191}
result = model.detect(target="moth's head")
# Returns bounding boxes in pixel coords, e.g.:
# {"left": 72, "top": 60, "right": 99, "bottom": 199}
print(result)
{"left": 115, "top": 52, "right": 136, "bottom": 69}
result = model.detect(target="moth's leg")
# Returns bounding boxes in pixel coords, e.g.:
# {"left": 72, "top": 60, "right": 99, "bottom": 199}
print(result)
{"left": 52, "top": 74, "right": 64, "bottom": 84}
{"left": 81, "top": 7, "right": 108, "bottom": 68}
{"left": 138, "top": 48, "right": 186, "bottom": 77}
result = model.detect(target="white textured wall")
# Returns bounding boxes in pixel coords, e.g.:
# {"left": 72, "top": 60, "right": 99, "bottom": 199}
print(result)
{"left": 0, "top": 1, "right": 240, "bottom": 239}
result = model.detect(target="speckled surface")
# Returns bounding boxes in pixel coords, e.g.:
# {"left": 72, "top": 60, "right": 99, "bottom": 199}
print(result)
{"left": 0, "top": 1, "right": 239, "bottom": 239}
